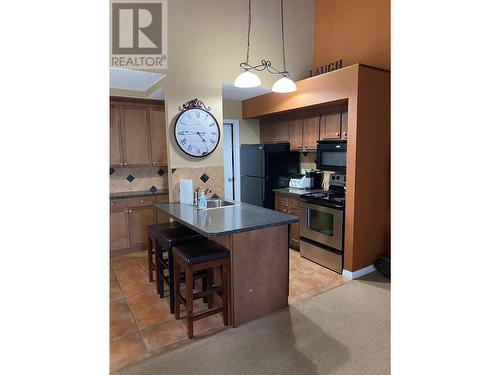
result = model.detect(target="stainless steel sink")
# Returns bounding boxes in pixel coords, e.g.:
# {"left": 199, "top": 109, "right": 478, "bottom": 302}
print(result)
{"left": 197, "top": 199, "right": 237, "bottom": 210}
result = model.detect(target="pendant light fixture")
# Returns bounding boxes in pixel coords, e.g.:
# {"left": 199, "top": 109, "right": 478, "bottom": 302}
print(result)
{"left": 234, "top": 0, "right": 261, "bottom": 88}
{"left": 234, "top": 0, "right": 296, "bottom": 93}
{"left": 272, "top": 0, "right": 296, "bottom": 93}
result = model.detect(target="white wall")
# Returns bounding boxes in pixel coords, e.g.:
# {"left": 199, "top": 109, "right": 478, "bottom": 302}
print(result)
{"left": 164, "top": 0, "right": 314, "bottom": 168}
{"left": 223, "top": 100, "right": 260, "bottom": 145}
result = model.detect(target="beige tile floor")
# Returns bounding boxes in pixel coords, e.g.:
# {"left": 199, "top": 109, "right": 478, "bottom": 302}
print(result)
{"left": 110, "top": 249, "right": 349, "bottom": 372}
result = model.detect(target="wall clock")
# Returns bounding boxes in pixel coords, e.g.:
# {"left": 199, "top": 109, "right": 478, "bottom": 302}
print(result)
{"left": 174, "top": 98, "right": 220, "bottom": 158}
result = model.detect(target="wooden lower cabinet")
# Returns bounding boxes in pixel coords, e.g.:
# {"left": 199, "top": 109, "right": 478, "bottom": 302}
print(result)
{"left": 110, "top": 194, "right": 169, "bottom": 255}
{"left": 128, "top": 206, "right": 156, "bottom": 248}
{"left": 275, "top": 193, "right": 301, "bottom": 249}
{"left": 110, "top": 208, "right": 130, "bottom": 251}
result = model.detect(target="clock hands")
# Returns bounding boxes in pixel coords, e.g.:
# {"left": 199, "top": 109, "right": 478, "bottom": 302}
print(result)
{"left": 196, "top": 132, "right": 210, "bottom": 152}
{"left": 178, "top": 130, "right": 207, "bottom": 136}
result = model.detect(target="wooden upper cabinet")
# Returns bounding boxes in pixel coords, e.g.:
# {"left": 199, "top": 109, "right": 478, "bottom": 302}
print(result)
{"left": 149, "top": 106, "right": 167, "bottom": 166}
{"left": 120, "top": 106, "right": 151, "bottom": 166}
{"left": 260, "top": 119, "right": 275, "bottom": 144}
{"left": 274, "top": 118, "right": 290, "bottom": 143}
{"left": 110, "top": 105, "right": 124, "bottom": 166}
{"left": 341, "top": 110, "right": 348, "bottom": 139}
{"left": 319, "top": 111, "right": 341, "bottom": 140}
{"left": 302, "top": 114, "right": 320, "bottom": 151}
{"left": 289, "top": 116, "right": 303, "bottom": 151}
{"left": 128, "top": 206, "right": 156, "bottom": 248}
{"left": 110, "top": 208, "right": 130, "bottom": 252}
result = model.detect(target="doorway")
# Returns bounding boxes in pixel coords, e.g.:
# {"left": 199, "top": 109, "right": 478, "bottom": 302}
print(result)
{"left": 223, "top": 120, "right": 241, "bottom": 201}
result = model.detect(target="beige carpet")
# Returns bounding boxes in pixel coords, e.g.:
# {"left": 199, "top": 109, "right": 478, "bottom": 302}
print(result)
{"left": 117, "top": 272, "right": 390, "bottom": 375}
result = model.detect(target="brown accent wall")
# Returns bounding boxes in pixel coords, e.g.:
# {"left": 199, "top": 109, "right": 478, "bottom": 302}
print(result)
{"left": 242, "top": 65, "right": 390, "bottom": 272}
{"left": 313, "top": 0, "right": 390, "bottom": 71}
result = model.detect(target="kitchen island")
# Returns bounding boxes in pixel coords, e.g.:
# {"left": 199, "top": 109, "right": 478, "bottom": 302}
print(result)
{"left": 157, "top": 201, "right": 298, "bottom": 327}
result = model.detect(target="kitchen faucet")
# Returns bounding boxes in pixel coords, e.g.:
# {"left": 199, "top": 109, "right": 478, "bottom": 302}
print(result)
{"left": 193, "top": 187, "right": 213, "bottom": 207}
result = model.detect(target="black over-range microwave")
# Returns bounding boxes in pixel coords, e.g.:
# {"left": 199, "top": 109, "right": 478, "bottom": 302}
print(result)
{"left": 316, "top": 140, "right": 347, "bottom": 173}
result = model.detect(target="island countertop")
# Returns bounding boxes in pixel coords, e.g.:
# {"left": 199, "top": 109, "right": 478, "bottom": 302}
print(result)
{"left": 156, "top": 202, "right": 298, "bottom": 237}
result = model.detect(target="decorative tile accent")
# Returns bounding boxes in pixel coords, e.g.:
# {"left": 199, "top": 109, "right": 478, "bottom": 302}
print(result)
{"left": 299, "top": 152, "right": 317, "bottom": 174}
{"left": 169, "top": 166, "right": 224, "bottom": 202}
{"left": 211, "top": 193, "right": 220, "bottom": 199}
{"left": 171, "top": 168, "right": 177, "bottom": 174}
{"left": 110, "top": 167, "right": 168, "bottom": 193}
{"left": 149, "top": 186, "right": 157, "bottom": 192}
{"left": 126, "top": 174, "right": 135, "bottom": 183}
{"left": 200, "top": 173, "right": 210, "bottom": 183}
{"left": 157, "top": 168, "right": 166, "bottom": 176}
{"left": 110, "top": 167, "right": 116, "bottom": 176}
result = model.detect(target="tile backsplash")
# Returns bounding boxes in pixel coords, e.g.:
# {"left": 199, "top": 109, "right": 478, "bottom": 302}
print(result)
{"left": 299, "top": 152, "right": 317, "bottom": 173}
{"left": 169, "top": 166, "right": 224, "bottom": 202}
{"left": 110, "top": 167, "right": 168, "bottom": 193}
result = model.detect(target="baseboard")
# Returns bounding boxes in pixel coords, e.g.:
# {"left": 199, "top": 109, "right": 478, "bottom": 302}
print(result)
{"left": 342, "top": 264, "right": 376, "bottom": 280}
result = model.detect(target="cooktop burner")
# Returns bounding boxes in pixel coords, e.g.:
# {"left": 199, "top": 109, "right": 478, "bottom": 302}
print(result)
{"left": 300, "top": 191, "right": 346, "bottom": 209}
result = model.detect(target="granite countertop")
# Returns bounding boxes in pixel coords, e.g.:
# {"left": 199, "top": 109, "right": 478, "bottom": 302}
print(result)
{"left": 157, "top": 202, "right": 298, "bottom": 237}
{"left": 110, "top": 188, "right": 169, "bottom": 200}
{"left": 273, "top": 187, "right": 325, "bottom": 197}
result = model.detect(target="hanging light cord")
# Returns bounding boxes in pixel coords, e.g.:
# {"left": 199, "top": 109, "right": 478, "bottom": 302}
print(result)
{"left": 245, "top": 0, "right": 252, "bottom": 65}
{"left": 280, "top": 0, "right": 287, "bottom": 73}
{"left": 238, "top": 0, "right": 290, "bottom": 78}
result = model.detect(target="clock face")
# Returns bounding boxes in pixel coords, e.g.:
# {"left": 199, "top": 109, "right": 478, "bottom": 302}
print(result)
{"left": 174, "top": 108, "right": 220, "bottom": 157}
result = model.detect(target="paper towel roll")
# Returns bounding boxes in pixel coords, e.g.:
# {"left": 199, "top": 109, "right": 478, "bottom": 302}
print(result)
{"left": 179, "top": 179, "right": 193, "bottom": 204}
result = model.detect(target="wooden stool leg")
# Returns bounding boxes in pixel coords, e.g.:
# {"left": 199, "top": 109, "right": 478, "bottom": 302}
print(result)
{"left": 147, "top": 237, "right": 154, "bottom": 283}
{"left": 186, "top": 266, "right": 194, "bottom": 339}
{"left": 174, "top": 256, "right": 181, "bottom": 320}
{"left": 206, "top": 269, "right": 213, "bottom": 309}
{"left": 202, "top": 276, "right": 208, "bottom": 304}
{"left": 157, "top": 245, "right": 165, "bottom": 298}
{"left": 168, "top": 245, "right": 175, "bottom": 314}
{"left": 222, "top": 259, "right": 229, "bottom": 326}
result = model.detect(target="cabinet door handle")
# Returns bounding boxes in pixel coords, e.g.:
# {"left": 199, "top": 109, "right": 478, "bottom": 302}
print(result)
{"left": 336, "top": 132, "right": 340, "bottom": 136}
{"left": 120, "top": 163, "right": 124, "bottom": 166}
{"left": 152, "top": 161, "right": 156, "bottom": 165}
{"left": 140, "top": 200, "right": 144, "bottom": 203}
{"left": 124, "top": 162, "right": 128, "bottom": 166}
{"left": 343, "top": 132, "right": 347, "bottom": 137}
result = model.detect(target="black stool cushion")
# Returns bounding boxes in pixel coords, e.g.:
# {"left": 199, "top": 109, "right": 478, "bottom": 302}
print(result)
{"left": 173, "top": 241, "right": 228, "bottom": 266}
{"left": 147, "top": 221, "right": 180, "bottom": 238}
{"left": 156, "top": 226, "right": 206, "bottom": 249}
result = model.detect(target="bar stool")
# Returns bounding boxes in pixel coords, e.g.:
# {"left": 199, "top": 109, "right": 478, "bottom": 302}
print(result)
{"left": 173, "top": 241, "right": 229, "bottom": 339}
{"left": 147, "top": 222, "right": 181, "bottom": 286}
{"left": 156, "top": 227, "right": 206, "bottom": 313}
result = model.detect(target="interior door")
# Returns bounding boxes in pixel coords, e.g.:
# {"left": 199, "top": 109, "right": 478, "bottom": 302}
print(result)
{"left": 121, "top": 106, "right": 151, "bottom": 166}
{"left": 110, "top": 105, "right": 123, "bottom": 166}
{"left": 240, "top": 175, "right": 264, "bottom": 207}
{"left": 149, "top": 106, "right": 168, "bottom": 166}
{"left": 223, "top": 123, "right": 235, "bottom": 200}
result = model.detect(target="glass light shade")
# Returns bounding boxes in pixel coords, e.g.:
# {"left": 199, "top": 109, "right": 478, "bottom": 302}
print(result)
{"left": 234, "top": 70, "right": 262, "bottom": 88}
{"left": 272, "top": 77, "right": 297, "bottom": 93}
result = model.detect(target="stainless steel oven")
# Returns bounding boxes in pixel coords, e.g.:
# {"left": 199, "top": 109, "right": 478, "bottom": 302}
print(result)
{"left": 300, "top": 202, "right": 344, "bottom": 250}
{"left": 299, "top": 199, "right": 345, "bottom": 273}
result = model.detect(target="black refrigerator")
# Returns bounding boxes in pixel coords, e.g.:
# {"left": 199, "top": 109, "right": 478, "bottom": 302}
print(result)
{"left": 240, "top": 143, "right": 299, "bottom": 209}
